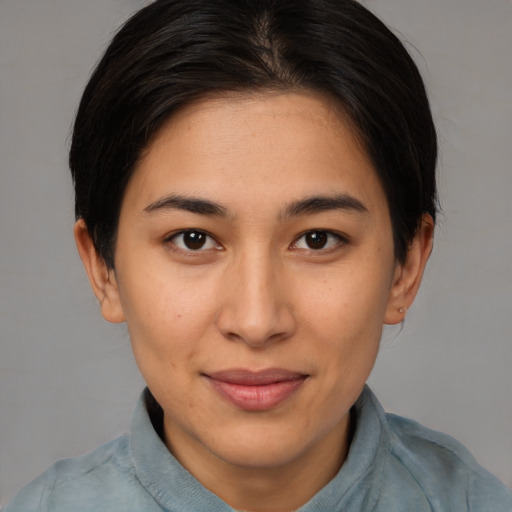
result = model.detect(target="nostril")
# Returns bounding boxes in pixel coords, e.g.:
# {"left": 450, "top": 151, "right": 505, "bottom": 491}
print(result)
{"left": 217, "top": 305, "right": 296, "bottom": 347}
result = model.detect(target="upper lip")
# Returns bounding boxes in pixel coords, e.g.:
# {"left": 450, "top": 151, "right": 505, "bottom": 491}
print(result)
{"left": 204, "top": 368, "right": 308, "bottom": 386}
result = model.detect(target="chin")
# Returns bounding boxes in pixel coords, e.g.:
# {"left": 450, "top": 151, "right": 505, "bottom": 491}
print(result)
{"left": 204, "top": 414, "right": 341, "bottom": 471}
{"left": 212, "top": 435, "right": 312, "bottom": 470}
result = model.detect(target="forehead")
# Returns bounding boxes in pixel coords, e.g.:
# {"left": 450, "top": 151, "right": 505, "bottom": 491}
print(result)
{"left": 124, "top": 91, "right": 386, "bottom": 218}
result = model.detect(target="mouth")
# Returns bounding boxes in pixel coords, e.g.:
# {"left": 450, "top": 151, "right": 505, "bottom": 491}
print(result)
{"left": 203, "top": 368, "right": 309, "bottom": 411}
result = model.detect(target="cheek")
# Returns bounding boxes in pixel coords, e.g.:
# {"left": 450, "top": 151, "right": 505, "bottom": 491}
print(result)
{"left": 120, "top": 276, "right": 217, "bottom": 411}
{"left": 115, "top": 262, "right": 219, "bottom": 364}
{"left": 296, "top": 262, "right": 392, "bottom": 335}
{"left": 293, "top": 261, "right": 392, "bottom": 382}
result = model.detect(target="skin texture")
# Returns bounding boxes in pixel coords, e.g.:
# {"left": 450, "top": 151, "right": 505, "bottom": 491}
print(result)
{"left": 75, "top": 92, "right": 433, "bottom": 512}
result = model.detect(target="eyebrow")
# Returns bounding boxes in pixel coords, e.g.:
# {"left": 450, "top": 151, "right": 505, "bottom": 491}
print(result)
{"left": 143, "top": 193, "right": 368, "bottom": 219}
{"left": 283, "top": 194, "right": 368, "bottom": 218}
{"left": 144, "top": 195, "right": 228, "bottom": 216}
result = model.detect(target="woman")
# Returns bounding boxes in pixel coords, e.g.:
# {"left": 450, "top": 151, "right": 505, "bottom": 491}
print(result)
{"left": 6, "top": 0, "right": 511, "bottom": 510}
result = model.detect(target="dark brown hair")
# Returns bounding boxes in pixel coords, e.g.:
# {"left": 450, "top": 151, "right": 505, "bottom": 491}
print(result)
{"left": 70, "top": 0, "right": 437, "bottom": 267}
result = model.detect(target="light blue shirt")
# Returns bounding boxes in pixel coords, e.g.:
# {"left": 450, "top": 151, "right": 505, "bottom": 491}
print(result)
{"left": 6, "top": 386, "right": 512, "bottom": 511}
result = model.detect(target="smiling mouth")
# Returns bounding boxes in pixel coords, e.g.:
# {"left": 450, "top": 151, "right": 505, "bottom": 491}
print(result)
{"left": 204, "top": 368, "right": 309, "bottom": 411}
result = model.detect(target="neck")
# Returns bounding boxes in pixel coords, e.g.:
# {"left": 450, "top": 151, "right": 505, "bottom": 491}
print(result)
{"left": 164, "top": 412, "right": 354, "bottom": 512}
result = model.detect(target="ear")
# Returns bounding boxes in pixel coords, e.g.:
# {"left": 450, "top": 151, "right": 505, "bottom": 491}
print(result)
{"left": 385, "top": 214, "right": 434, "bottom": 325}
{"left": 74, "top": 219, "right": 125, "bottom": 323}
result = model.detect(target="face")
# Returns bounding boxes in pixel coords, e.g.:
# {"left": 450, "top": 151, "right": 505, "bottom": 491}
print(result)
{"left": 92, "top": 92, "right": 409, "bottom": 480}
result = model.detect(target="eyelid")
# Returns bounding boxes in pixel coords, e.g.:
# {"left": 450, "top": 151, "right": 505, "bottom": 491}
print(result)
{"left": 162, "top": 228, "right": 348, "bottom": 254}
{"left": 290, "top": 229, "right": 350, "bottom": 251}
{"left": 164, "top": 229, "right": 223, "bottom": 252}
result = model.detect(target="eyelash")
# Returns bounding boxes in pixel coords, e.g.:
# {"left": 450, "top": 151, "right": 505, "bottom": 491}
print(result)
{"left": 163, "top": 229, "right": 349, "bottom": 254}
{"left": 164, "top": 230, "right": 222, "bottom": 253}
{"left": 290, "top": 230, "right": 349, "bottom": 252}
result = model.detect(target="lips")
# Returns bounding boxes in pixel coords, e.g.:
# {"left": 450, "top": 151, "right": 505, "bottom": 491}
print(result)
{"left": 204, "top": 368, "right": 308, "bottom": 411}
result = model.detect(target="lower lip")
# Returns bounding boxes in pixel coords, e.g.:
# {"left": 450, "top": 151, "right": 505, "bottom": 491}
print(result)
{"left": 207, "top": 377, "right": 306, "bottom": 411}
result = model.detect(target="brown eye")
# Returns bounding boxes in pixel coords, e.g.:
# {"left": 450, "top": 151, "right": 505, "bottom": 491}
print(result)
{"left": 183, "top": 231, "right": 206, "bottom": 249}
{"left": 170, "top": 230, "right": 220, "bottom": 251}
{"left": 305, "top": 231, "right": 328, "bottom": 249}
{"left": 292, "top": 230, "right": 346, "bottom": 251}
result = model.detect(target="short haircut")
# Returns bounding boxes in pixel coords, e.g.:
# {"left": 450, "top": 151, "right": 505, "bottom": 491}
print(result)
{"left": 70, "top": 0, "right": 438, "bottom": 267}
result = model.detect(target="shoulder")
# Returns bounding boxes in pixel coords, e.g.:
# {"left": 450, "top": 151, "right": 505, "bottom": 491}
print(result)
{"left": 384, "top": 412, "right": 512, "bottom": 511}
{"left": 4, "top": 435, "right": 140, "bottom": 512}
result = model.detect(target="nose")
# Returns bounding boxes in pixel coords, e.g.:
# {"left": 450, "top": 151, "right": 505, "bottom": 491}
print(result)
{"left": 216, "top": 251, "right": 296, "bottom": 347}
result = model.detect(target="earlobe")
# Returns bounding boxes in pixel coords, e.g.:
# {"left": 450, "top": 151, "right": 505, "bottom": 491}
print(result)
{"left": 73, "top": 219, "right": 125, "bottom": 323}
{"left": 385, "top": 214, "right": 434, "bottom": 325}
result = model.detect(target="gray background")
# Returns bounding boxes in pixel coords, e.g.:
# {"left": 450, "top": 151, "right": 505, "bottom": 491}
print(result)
{"left": 1, "top": 0, "right": 511, "bottom": 505}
